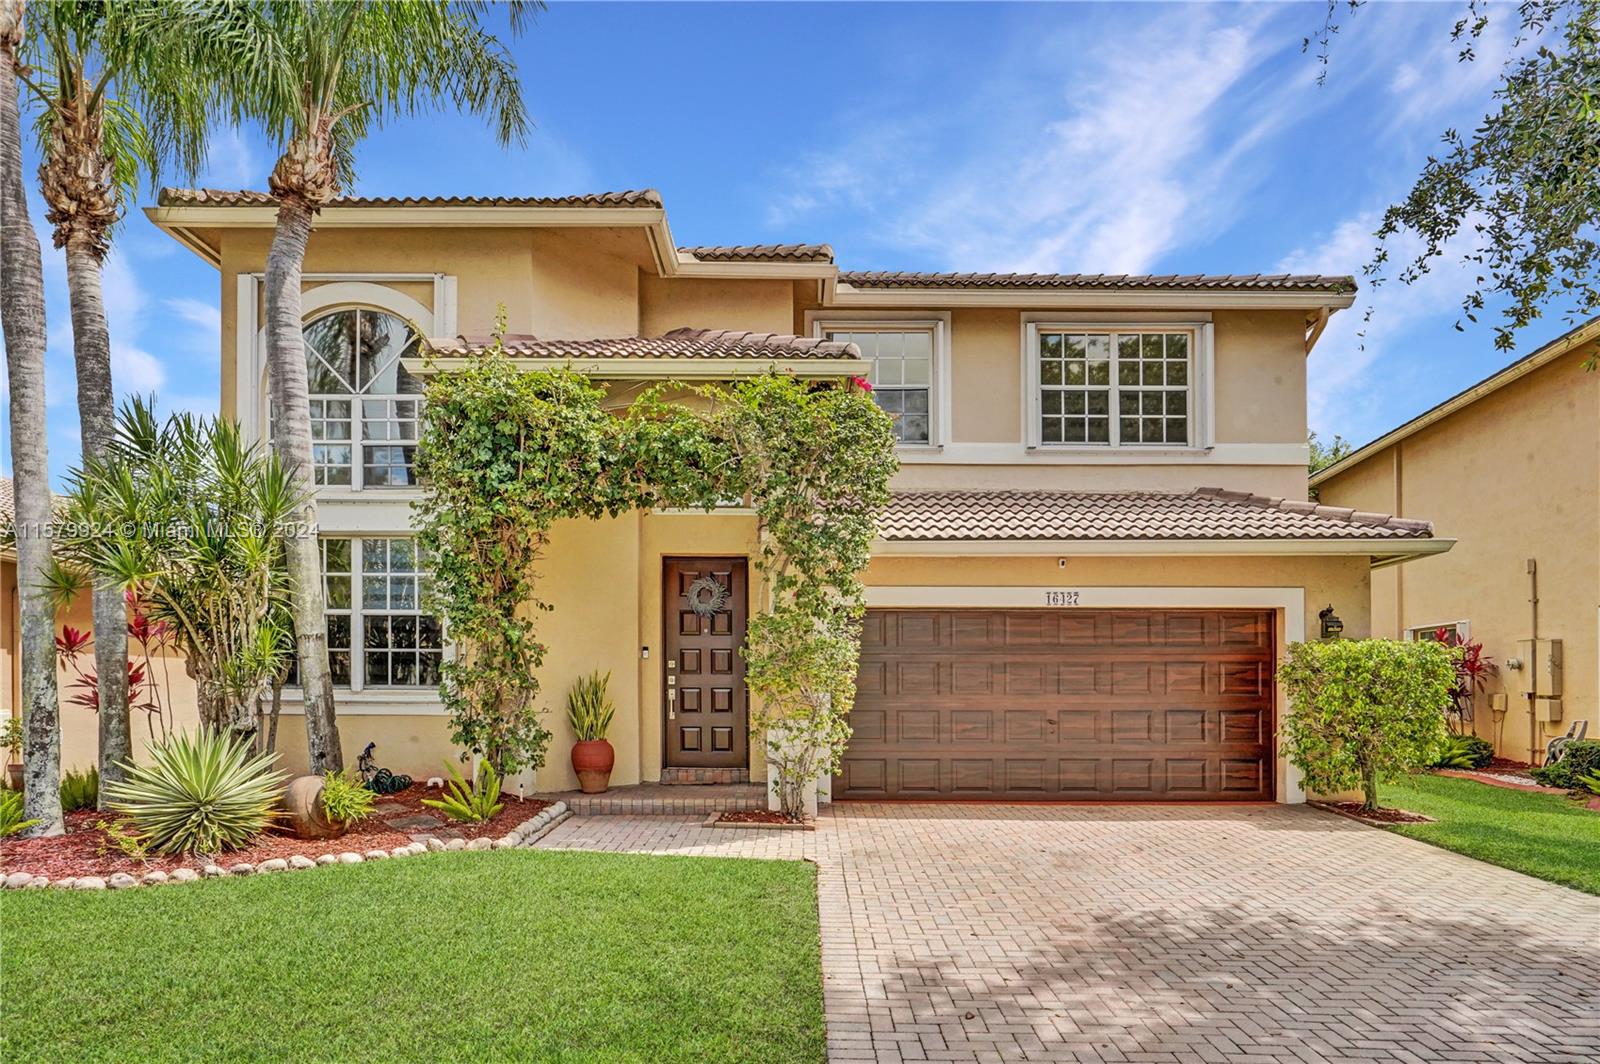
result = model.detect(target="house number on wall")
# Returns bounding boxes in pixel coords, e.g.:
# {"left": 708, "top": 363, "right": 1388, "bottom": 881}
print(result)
{"left": 1043, "top": 590, "right": 1082, "bottom": 606}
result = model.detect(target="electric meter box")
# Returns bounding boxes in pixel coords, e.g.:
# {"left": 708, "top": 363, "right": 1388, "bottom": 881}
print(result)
{"left": 1513, "top": 639, "right": 1562, "bottom": 698}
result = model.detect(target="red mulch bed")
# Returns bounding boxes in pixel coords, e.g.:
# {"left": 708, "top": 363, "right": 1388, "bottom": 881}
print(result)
{"left": 1311, "top": 800, "right": 1433, "bottom": 825}
{"left": 0, "top": 784, "right": 549, "bottom": 880}
{"left": 715, "top": 809, "right": 804, "bottom": 825}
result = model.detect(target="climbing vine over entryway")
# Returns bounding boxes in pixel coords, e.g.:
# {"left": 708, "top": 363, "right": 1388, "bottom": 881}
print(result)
{"left": 413, "top": 326, "right": 897, "bottom": 816}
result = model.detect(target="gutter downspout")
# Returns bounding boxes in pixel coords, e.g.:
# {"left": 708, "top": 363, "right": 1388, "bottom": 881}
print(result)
{"left": 1527, "top": 558, "right": 1540, "bottom": 765}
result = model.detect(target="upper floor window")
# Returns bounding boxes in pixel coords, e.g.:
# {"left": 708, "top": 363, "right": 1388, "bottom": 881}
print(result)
{"left": 823, "top": 328, "right": 935, "bottom": 445}
{"left": 291, "top": 307, "right": 423, "bottom": 488}
{"left": 1035, "top": 329, "right": 1193, "bottom": 447}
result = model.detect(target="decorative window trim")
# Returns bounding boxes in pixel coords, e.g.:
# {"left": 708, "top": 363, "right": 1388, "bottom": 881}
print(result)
{"left": 237, "top": 276, "right": 450, "bottom": 449}
{"left": 806, "top": 310, "right": 951, "bottom": 449}
{"left": 1021, "top": 315, "right": 1214, "bottom": 453}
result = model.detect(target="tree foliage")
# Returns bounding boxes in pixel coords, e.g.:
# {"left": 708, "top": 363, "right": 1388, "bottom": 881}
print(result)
{"left": 50, "top": 398, "right": 299, "bottom": 744}
{"left": 1278, "top": 638, "right": 1457, "bottom": 811}
{"left": 413, "top": 331, "right": 897, "bottom": 814}
{"left": 1312, "top": 0, "right": 1600, "bottom": 354}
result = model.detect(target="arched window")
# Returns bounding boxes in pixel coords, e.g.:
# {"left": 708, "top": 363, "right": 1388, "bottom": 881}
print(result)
{"left": 290, "top": 307, "right": 423, "bottom": 488}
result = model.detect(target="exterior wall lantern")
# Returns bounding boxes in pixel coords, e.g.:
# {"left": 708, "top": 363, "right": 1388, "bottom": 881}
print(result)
{"left": 1318, "top": 605, "right": 1344, "bottom": 640}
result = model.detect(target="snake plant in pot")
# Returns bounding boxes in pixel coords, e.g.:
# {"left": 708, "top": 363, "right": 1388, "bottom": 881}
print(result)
{"left": 567, "top": 671, "right": 616, "bottom": 794}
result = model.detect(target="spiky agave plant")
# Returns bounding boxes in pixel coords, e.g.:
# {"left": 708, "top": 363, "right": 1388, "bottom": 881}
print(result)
{"left": 421, "top": 760, "right": 504, "bottom": 824}
{"left": 106, "top": 729, "right": 286, "bottom": 855}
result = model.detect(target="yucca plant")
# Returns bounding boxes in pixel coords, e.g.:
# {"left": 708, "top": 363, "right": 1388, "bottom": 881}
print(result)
{"left": 320, "top": 771, "right": 376, "bottom": 825}
{"left": 60, "top": 765, "right": 100, "bottom": 812}
{"left": 566, "top": 670, "right": 615, "bottom": 742}
{"left": 105, "top": 729, "right": 287, "bottom": 855}
{"left": 421, "top": 760, "right": 504, "bottom": 824}
{"left": 1, "top": 790, "right": 43, "bottom": 838}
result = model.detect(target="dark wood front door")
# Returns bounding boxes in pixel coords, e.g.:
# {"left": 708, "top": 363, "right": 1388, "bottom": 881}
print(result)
{"left": 663, "top": 558, "right": 748, "bottom": 768}
{"left": 837, "top": 608, "right": 1275, "bottom": 801}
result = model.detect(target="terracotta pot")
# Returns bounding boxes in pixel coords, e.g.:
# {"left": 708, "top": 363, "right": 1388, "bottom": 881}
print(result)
{"left": 279, "top": 774, "right": 348, "bottom": 839}
{"left": 571, "top": 739, "right": 614, "bottom": 794}
{"left": 5, "top": 762, "right": 21, "bottom": 792}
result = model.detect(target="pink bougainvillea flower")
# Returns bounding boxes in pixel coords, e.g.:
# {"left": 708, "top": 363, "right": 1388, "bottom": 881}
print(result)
{"left": 849, "top": 375, "right": 872, "bottom": 392}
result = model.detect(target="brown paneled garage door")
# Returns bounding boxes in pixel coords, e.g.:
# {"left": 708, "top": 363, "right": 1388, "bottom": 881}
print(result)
{"left": 836, "top": 608, "right": 1275, "bottom": 801}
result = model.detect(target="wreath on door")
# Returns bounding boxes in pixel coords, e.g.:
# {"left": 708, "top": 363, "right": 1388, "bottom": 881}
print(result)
{"left": 685, "top": 576, "right": 731, "bottom": 617}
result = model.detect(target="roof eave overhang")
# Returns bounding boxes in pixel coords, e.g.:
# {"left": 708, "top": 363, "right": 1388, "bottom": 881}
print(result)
{"left": 402, "top": 356, "right": 863, "bottom": 379}
{"left": 872, "top": 537, "right": 1455, "bottom": 564}
{"left": 828, "top": 283, "right": 1358, "bottom": 311}
{"left": 1312, "top": 317, "right": 1600, "bottom": 488}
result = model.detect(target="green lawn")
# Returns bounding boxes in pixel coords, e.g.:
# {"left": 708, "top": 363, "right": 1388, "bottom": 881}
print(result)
{"left": 0, "top": 850, "right": 823, "bottom": 1063}
{"left": 1379, "top": 773, "right": 1600, "bottom": 895}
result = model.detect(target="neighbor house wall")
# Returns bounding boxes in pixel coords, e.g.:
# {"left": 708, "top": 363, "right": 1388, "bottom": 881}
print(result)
{"left": 1317, "top": 344, "right": 1600, "bottom": 762}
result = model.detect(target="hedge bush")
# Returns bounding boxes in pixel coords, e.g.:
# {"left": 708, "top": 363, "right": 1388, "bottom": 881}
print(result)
{"left": 1532, "top": 739, "right": 1600, "bottom": 790}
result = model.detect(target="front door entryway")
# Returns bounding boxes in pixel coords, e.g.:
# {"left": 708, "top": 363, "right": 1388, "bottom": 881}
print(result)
{"left": 663, "top": 557, "right": 749, "bottom": 769}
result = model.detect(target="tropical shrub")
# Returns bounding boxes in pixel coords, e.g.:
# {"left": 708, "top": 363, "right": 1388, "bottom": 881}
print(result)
{"left": 1532, "top": 740, "right": 1600, "bottom": 790}
{"left": 54, "top": 595, "right": 179, "bottom": 745}
{"left": 51, "top": 399, "right": 298, "bottom": 745}
{"left": 1, "top": 789, "right": 41, "bottom": 838}
{"left": 566, "top": 671, "right": 615, "bottom": 742}
{"left": 1432, "top": 733, "right": 1495, "bottom": 769}
{"left": 105, "top": 729, "right": 287, "bottom": 855}
{"left": 320, "top": 771, "right": 376, "bottom": 825}
{"left": 1278, "top": 638, "right": 1457, "bottom": 811}
{"left": 1, "top": 715, "right": 21, "bottom": 761}
{"left": 1577, "top": 770, "right": 1600, "bottom": 797}
{"left": 421, "top": 761, "right": 504, "bottom": 824}
{"left": 60, "top": 766, "right": 99, "bottom": 812}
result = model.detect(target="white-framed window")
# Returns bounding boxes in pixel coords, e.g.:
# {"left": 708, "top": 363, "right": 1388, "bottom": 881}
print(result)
{"left": 812, "top": 318, "right": 947, "bottom": 447}
{"left": 271, "top": 307, "right": 423, "bottom": 488}
{"left": 292, "top": 537, "right": 442, "bottom": 690}
{"left": 1406, "top": 621, "right": 1471, "bottom": 644}
{"left": 1025, "top": 322, "right": 1208, "bottom": 449}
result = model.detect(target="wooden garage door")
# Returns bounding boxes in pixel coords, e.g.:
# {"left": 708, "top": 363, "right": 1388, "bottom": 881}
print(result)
{"left": 837, "top": 609, "right": 1275, "bottom": 801}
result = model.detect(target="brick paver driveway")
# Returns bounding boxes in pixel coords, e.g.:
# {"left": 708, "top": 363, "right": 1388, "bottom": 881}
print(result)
{"left": 540, "top": 804, "right": 1600, "bottom": 1063}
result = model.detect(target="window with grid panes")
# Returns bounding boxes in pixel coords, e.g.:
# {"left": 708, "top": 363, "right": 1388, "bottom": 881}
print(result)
{"left": 1037, "top": 330, "right": 1191, "bottom": 446}
{"left": 272, "top": 308, "right": 423, "bottom": 487}
{"left": 823, "top": 328, "right": 934, "bottom": 444}
{"left": 288, "top": 538, "right": 441, "bottom": 689}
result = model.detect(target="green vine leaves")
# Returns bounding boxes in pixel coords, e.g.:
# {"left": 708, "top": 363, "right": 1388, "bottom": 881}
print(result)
{"left": 412, "top": 325, "right": 898, "bottom": 792}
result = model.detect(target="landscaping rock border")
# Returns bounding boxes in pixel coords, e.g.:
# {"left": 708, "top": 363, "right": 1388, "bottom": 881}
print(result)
{"left": 0, "top": 802, "right": 569, "bottom": 891}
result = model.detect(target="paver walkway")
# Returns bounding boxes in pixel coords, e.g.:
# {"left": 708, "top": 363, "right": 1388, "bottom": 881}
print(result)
{"left": 540, "top": 803, "right": 1600, "bottom": 1063}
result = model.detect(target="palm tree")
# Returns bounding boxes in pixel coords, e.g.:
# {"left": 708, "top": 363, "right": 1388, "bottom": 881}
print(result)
{"left": 0, "top": 0, "right": 63, "bottom": 835}
{"left": 17, "top": 1, "right": 229, "bottom": 803}
{"left": 54, "top": 399, "right": 299, "bottom": 743}
{"left": 243, "top": 0, "right": 530, "bottom": 773}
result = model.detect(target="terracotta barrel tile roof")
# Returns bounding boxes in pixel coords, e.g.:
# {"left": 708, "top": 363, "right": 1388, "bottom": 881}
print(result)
{"left": 156, "top": 188, "right": 663, "bottom": 209}
{"left": 838, "top": 271, "right": 1356, "bottom": 293}
{"left": 425, "top": 327, "right": 861, "bottom": 361}
{"left": 679, "top": 244, "right": 835, "bottom": 263}
{"left": 879, "top": 487, "right": 1433, "bottom": 542}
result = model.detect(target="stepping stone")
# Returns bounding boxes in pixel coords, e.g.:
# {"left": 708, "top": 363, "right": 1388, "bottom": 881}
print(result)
{"left": 386, "top": 814, "right": 451, "bottom": 831}
{"left": 372, "top": 802, "right": 409, "bottom": 815}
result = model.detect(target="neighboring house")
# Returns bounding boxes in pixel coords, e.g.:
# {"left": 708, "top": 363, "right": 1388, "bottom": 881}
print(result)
{"left": 1313, "top": 320, "right": 1600, "bottom": 764}
{"left": 135, "top": 186, "right": 1450, "bottom": 803}
{"left": 1, "top": 477, "right": 200, "bottom": 776}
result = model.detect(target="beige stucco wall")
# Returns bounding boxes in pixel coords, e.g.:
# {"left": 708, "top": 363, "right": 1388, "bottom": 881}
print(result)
{"left": 1317, "top": 344, "right": 1600, "bottom": 762}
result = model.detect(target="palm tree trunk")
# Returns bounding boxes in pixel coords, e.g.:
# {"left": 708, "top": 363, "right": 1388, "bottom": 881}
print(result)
{"left": 0, "top": 0, "right": 64, "bottom": 835}
{"left": 264, "top": 197, "right": 342, "bottom": 774}
{"left": 62, "top": 235, "right": 131, "bottom": 806}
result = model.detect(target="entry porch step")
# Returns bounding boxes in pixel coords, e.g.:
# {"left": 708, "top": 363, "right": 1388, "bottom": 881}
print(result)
{"left": 545, "top": 782, "right": 766, "bottom": 816}
{"left": 660, "top": 767, "right": 750, "bottom": 785}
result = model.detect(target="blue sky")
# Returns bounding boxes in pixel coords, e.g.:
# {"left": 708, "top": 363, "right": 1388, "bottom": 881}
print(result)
{"left": 6, "top": 1, "right": 1579, "bottom": 485}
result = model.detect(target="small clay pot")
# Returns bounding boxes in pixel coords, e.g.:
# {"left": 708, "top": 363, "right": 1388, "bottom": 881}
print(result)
{"left": 280, "top": 774, "right": 347, "bottom": 839}
{"left": 570, "top": 739, "right": 615, "bottom": 794}
{"left": 5, "top": 762, "right": 21, "bottom": 792}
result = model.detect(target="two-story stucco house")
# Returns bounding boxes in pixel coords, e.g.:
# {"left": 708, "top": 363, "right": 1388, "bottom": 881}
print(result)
{"left": 141, "top": 187, "right": 1450, "bottom": 805}
{"left": 1314, "top": 319, "right": 1599, "bottom": 765}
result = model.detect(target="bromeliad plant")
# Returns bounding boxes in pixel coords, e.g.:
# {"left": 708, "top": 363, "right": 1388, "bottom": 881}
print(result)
{"left": 421, "top": 761, "right": 505, "bottom": 824}
{"left": 1279, "top": 638, "right": 1458, "bottom": 812}
{"left": 414, "top": 323, "right": 897, "bottom": 817}
{"left": 105, "top": 728, "right": 286, "bottom": 856}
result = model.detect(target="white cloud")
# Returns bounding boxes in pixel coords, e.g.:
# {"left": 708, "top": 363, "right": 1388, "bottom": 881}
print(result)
{"left": 200, "top": 126, "right": 260, "bottom": 189}
{"left": 110, "top": 344, "right": 167, "bottom": 395}
{"left": 165, "top": 296, "right": 223, "bottom": 353}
